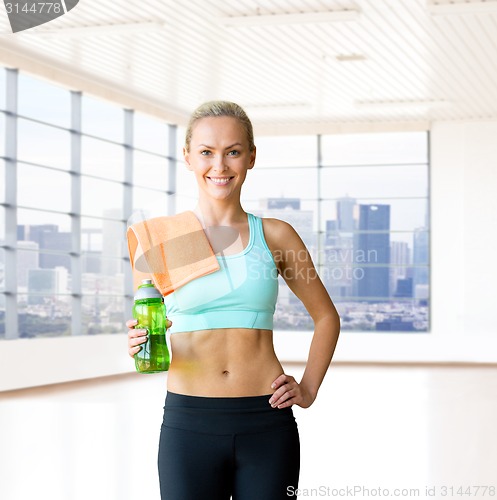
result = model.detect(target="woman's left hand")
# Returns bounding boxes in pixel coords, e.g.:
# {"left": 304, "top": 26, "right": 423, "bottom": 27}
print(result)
{"left": 269, "top": 374, "right": 315, "bottom": 409}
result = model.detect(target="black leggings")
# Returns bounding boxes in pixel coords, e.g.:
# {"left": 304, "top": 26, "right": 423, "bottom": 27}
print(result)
{"left": 158, "top": 391, "right": 300, "bottom": 500}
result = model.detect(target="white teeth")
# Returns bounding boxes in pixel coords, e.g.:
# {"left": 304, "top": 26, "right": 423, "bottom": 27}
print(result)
{"left": 209, "top": 177, "right": 232, "bottom": 185}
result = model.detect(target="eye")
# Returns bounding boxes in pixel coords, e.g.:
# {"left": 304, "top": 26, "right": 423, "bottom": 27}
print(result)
{"left": 227, "top": 150, "right": 240, "bottom": 156}
{"left": 200, "top": 150, "right": 212, "bottom": 156}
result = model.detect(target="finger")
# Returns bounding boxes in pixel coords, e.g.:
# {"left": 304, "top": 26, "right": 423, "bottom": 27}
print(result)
{"left": 269, "top": 384, "right": 292, "bottom": 407}
{"left": 271, "top": 375, "right": 296, "bottom": 395}
{"left": 271, "top": 373, "right": 290, "bottom": 390}
{"left": 275, "top": 397, "right": 295, "bottom": 409}
{"left": 126, "top": 319, "right": 138, "bottom": 329}
{"left": 272, "top": 389, "right": 297, "bottom": 409}
{"left": 166, "top": 319, "right": 173, "bottom": 329}
{"left": 128, "top": 328, "right": 148, "bottom": 339}
{"left": 129, "top": 335, "right": 147, "bottom": 347}
{"left": 128, "top": 345, "right": 142, "bottom": 358}
{"left": 271, "top": 379, "right": 299, "bottom": 401}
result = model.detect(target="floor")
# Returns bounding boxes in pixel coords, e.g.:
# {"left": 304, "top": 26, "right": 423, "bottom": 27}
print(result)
{"left": 0, "top": 364, "right": 496, "bottom": 500}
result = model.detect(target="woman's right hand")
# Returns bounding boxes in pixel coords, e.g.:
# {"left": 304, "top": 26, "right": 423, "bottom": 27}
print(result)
{"left": 126, "top": 318, "right": 173, "bottom": 358}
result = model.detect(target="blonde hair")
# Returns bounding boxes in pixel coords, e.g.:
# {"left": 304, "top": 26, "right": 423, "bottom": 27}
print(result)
{"left": 185, "top": 100, "right": 255, "bottom": 152}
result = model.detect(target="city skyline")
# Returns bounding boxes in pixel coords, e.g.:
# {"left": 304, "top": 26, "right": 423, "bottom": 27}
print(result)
{"left": 1, "top": 194, "right": 429, "bottom": 337}
{"left": 6, "top": 193, "right": 429, "bottom": 285}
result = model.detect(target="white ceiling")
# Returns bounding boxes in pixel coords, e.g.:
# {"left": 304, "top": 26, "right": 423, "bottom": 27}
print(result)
{"left": 1, "top": 0, "right": 497, "bottom": 134}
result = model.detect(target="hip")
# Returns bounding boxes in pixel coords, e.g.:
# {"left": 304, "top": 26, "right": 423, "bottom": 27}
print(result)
{"left": 161, "top": 390, "right": 298, "bottom": 435}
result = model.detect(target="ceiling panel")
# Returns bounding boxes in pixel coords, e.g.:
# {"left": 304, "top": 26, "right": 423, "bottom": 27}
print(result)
{"left": 0, "top": 0, "right": 497, "bottom": 132}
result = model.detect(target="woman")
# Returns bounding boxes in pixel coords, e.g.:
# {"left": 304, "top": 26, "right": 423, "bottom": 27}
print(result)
{"left": 126, "top": 101, "right": 340, "bottom": 500}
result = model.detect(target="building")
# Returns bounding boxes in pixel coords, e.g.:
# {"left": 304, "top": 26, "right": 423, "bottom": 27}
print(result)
{"left": 395, "top": 278, "right": 413, "bottom": 298}
{"left": 17, "top": 224, "right": 57, "bottom": 243}
{"left": 17, "top": 224, "right": 71, "bottom": 271}
{"left": 267, "top": 198, "right": 300, "bottom": 210}
{"left": 324, "top": 219, "right": 354, "bottom": 298}
{"left": 336, "top": 196, "right": 356, "bottom": 232}
{"left": 17, "top": 240, "right": 39, "bottom": 288}
{"left": 39, "top": 231, "right": 71, "bottom": 270}
{"left": 390, "top": 241, "right": 411, "bottom": 297}
{"left": 413, "top": 227, "right": 429, "bottom": 288}
{"left": 356, "top": 204, "right": 391, "bottom": 299}
{"left": 27, "top": 267, "right": 69, "bottom": 305}
{"left": 82, "top": 227, "right": 103, "bottom": 274}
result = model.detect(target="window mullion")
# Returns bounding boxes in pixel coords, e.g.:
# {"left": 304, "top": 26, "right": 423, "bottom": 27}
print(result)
{"left": 123, "top": 109, "right": 133, "bottom": 311}
{"left": 167, "top": 124, "right": 177, "bottom": 216}
{"left": 70, "top": 91, "right": 82, "bottom": 335}
{"left": 317, "top": 134, "right": 322, "bottom": 269}
{"left": 5, "top": 69, "right": 18, "bottom": 340}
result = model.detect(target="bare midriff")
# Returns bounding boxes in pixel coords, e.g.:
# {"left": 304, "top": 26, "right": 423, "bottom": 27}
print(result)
{"left": 167, "top": 328, "right": 284, "bottom": 397}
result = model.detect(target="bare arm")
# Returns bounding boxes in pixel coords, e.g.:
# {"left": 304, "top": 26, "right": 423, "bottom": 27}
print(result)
{"left": 264, "top": 218, "right": 341, "bottom": 409}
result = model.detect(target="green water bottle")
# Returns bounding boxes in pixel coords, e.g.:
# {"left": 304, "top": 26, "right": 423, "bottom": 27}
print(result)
{"left": 133, "top": 279, "right": 170, "bottom": 373}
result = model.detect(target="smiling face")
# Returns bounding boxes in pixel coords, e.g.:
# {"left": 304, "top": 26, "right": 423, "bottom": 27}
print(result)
{"left": 184, "top": 116, "right": 256, "bottom": 202}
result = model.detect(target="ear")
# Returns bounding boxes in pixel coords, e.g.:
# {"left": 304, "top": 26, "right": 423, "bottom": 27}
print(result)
{"left": 184, "top": 147, "right": 193, "bottom": 171}
{"left": 248, "top": 146, "right": 256, "bottom": 169}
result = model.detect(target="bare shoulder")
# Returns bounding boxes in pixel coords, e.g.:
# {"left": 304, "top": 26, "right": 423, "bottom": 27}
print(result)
{"left": 261, "top": 217, "right": 306, "bottom": 272}
{"left": 261, "top": 217, "right": 300, "bottom": 245}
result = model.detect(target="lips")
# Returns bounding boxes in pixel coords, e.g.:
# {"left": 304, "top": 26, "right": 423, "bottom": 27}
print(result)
{"left": 207, "top": 176, "right": 234, "bottom": 186}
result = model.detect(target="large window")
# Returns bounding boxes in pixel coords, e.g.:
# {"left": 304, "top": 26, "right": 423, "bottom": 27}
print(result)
{"left": 241, "top": 133, "right": 430, "bottom": 332}
{"left": 0, "top": 68, "right": 176, "bottom": 339}
{"left": 0, "top": 66, "right": 430, "bottom": 338}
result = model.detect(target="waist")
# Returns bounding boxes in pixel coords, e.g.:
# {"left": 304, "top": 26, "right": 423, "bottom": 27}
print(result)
{"left": 162, "top": 391, "right": 297, "bottom": 435}
{"left": 168, "top": 328, "right": 283, "bottom": 397}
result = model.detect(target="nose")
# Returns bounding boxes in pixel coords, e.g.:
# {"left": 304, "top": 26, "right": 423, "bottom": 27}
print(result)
{"left": 211, "top": 154, "right": 228, "bottom": 172}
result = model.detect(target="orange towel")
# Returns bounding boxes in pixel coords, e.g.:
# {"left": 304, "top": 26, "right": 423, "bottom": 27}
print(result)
{"left": 127, "top": 211, "right": 220, "bottom": 296}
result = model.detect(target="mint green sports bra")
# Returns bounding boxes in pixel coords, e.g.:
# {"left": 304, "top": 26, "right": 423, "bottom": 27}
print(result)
{"left": 163, "top": 213, "right": 279, "bottom": 333}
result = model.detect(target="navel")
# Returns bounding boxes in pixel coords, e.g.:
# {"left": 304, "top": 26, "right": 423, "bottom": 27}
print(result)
{"left": 222, "top": 370, "right": 230, "bottom": 376}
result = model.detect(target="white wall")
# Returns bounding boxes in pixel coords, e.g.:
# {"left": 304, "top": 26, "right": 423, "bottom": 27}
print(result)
{"left": 1, "top": 120, "right": 497, "bottom": 391}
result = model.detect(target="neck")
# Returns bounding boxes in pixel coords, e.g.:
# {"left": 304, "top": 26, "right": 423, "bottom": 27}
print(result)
{"left": 193, "top": 198, "right": 246, "bottom": 226}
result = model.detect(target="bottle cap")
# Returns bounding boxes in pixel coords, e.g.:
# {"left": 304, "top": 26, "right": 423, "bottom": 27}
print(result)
{"left": 134, "top": 279, "right": 162, "bottom": 301}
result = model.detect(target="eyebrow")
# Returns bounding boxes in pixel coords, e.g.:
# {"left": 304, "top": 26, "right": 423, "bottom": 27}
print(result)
{"left": 197, "top": 143, "right": 243, "bottom": 150}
